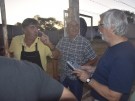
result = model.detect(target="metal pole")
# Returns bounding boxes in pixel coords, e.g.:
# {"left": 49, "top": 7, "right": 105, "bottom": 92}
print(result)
{"left": 63, "top": 10, "right": 68, "bottom": 37}
{"left": 91, "top": 16, "right": 93, "bottom": 41}
{"left": 0, "top": 0, "right": 9, "bottom": 57}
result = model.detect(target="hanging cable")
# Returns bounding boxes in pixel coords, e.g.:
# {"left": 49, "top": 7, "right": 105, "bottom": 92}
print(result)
{"left": 114, "top": 0, "right": 135, "bottom": 10}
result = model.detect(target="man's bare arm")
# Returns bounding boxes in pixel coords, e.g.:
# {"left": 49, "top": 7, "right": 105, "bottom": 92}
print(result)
{"left": 73, "top": 69, "right": 122, "bottom": 101}
{"left": 89, "top": 79, "right": 122, "bottom": 101}
{"left": 60, "top": 87, "right": 77, "bottom": 101}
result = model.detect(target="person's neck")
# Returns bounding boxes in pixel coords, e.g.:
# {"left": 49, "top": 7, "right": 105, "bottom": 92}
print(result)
{"left": 109, "top": 36, "right": 128, "bottom": 47}
{"left": 69, "top": 34, "right": 78, "bottom": 40}
{"left": 24, "top": 36, "right": 36, "bottom": 47}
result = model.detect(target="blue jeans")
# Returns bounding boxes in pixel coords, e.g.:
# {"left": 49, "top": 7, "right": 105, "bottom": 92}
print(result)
{"left": 61, "top": 77, "right": 83, "bottom": 101}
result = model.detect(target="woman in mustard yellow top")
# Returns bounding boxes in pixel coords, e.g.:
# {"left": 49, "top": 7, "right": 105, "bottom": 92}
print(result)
{"left": 9, "top": 18, "right": 59, "bottom": 71}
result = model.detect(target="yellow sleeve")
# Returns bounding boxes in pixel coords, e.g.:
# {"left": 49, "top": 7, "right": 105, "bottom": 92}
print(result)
{"left": 46, "top": 47, "right": 53, "bottom": 58}
{"left": 9, "top": 37, "right": 16, "bottom": 53}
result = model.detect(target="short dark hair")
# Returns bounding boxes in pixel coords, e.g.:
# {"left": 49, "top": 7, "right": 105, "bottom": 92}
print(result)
{"left": 80, "top": 17, "right": 87, "bottom": 37}
{"left": 22, "top": 18, "right": 38, "bottom": 28}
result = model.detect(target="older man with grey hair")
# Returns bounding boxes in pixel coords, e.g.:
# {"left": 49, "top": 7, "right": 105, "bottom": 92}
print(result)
{"left": 56, "top": 20, "right": 97, "bottom": 101}
{"left": 73, "top": 9, "right": 135, "bottom": 101}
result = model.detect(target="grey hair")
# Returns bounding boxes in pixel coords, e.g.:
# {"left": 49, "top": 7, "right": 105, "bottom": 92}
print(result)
{"left": 100, "top": 9, "right": 128, "bottom": 36}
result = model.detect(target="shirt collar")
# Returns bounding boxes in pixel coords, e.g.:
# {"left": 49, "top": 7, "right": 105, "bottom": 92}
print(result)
{"left": 21, "top": 34, "right": 39, "bottom": 47}
{"left": 67, "top": 34, "right": 80, "bottom": 41}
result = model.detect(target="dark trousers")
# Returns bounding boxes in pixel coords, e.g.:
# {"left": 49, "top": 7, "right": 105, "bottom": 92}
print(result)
{"left": 61, "top": 77, "right": 83, "bottom": 101}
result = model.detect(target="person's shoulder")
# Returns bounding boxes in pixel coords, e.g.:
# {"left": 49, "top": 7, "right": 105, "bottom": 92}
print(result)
{"left": 0, "top": 56, "right": 34, "bottom": 67}
{"left": 58, "top": 36, "right": 68, "bottom": 43}
{"left": 0, "top": 56, "right": 23, "bottom": 70}
{"left": 0, "top": 56, "right": 43, "bottom": 77}
{"left": 38, "top": 40, "right": 50, "bottom": 49}
{"left": 78, "top": 35, "right": 90, "bottom": 43}
{"left": 0, "top": 56, "right": 12, "bottom": 63}
{"left": 12, "top": 35, "right": 23, "bottom": 40}
{"left": 42, "top": 45, "right": 51, "bottom": 50}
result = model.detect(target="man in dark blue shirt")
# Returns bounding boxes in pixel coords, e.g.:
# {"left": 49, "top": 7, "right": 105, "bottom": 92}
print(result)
{"left": 73, "top": 9, "right": 135, "bottom": 101}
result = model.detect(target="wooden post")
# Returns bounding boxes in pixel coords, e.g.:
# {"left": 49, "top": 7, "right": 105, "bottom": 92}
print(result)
{"left": 68, "top": 0, "right": 79, "bottom": 23}
{"left": 63, "top": 0, "right": 80, "bottom": 36}
{"left": 52, "top": 0, "right": 80, "bottom": 79}
{"left": 0, "top": 0, "right": 9, "bottom": 57}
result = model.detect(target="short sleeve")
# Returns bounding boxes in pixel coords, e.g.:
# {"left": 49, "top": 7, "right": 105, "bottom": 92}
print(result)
{"left": 9, "top": 37, "right": 16, "bottom": 53}
{"left": 40, "top": 72, "right": 64, "bottom": 101}
{"left": 45, "top": 46, "right": 53, "bottom": 58}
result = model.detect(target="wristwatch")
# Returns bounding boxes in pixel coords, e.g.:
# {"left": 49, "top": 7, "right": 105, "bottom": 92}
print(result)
{"left": 86, "top": 78, "right": 91, "bottom": 83}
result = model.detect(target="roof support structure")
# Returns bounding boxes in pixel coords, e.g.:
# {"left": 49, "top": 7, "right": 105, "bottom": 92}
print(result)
{"left": 64, "top": 0, "right": 80, "bottom": 36}
{"left": 0, "top": 0, "right": 9, "bottom": 57}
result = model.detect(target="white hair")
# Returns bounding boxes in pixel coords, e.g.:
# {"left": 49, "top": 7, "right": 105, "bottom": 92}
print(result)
{"left": 100, "top": 9, "right": 128, "bottom": 36}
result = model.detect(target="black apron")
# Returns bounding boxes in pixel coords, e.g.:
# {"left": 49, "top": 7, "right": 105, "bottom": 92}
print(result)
{"left": 21, "top": 43, "right": 43, "bottom": 69}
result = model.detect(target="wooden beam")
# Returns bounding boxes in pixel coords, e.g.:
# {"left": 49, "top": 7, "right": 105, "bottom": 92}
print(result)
{"left": 63, "top": 0, "right": 80, "bottom": 36}
{"left": 68, "top": 0, "right": 79, "bottom": 23}
{"left": 0, "top": 0, "right": 9, "bottom": 57}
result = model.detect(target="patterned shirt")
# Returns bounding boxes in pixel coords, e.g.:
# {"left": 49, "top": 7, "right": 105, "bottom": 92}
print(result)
{"left": 56, "top": 34, "right": 97, "bottom": 81}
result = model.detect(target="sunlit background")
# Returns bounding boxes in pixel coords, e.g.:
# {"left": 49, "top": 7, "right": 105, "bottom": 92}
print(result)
{"left": 0, "top": 0, "right": 135, "bottom": 26}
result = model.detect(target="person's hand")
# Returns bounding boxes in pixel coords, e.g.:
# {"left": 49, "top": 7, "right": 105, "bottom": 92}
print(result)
{"left": 72, "top": 69, "right": 90, "bottom": 83}
{"left": 40, "top": 33, "right": 55, "bottom": 50}
{"left": 81, "top": 65, "right": 95, "bottom": 73}
{"left": 40, "top": 34, "right": 50, "bottom": 45}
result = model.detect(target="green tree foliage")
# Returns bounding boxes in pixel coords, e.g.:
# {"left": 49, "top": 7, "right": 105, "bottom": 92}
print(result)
{"left": 15, "top": 15, "right": 64, "bottom": 31}
{"left": 15, "top": 22, "right": 22, "bottom": 28}
{"left": 34, "top": 15, "right": 64, "bottom": 31}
